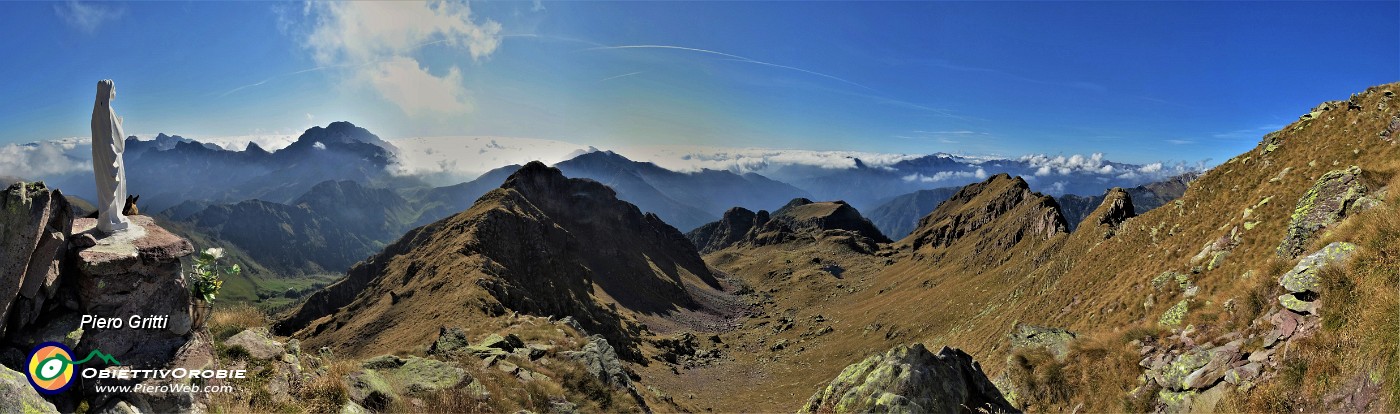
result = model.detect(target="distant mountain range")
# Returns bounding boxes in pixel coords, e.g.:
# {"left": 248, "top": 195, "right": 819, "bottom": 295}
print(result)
{"left": 13, "top": 121, "right": 1194, "bottom": 282}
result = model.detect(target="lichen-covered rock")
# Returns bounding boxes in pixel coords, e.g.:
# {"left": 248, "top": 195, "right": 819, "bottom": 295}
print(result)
{"left": 226, "top": 328, "right": 285, "bottom": 360}
{"left": 346, "top": 369, "right": 395, "bottom": 411}
{"left": 395, "top": 357, "right": 466, "bottom": 393}
{"left": 0, "top": 363, "right": 58, "bottom": 413}
{"left": 563, "top": 335, "right": 633, "bottom": 390}
{"left": 1277, "top": 166, "right": 1366, "bottom": 258}
{"left": 1279, "top": 294, "right": 1319, "bottom": 314}
{"left": 1154, "top": 348, "right": 1211, "bottom": 391}
{"left": 800, "top": 343, "right": 1016, "bottom": 414}
{"left": 0, "top": 182, "right": 73, "bottom": 339}
{"left": 1159, "top": 300, "right": 1189, "bottom": 327}
{"left": 427, "top": 326, "right": 470, "bottom": 356}
{"left": 1276, "top": 242, "right": 1358, "bottom": 315}
{"left": 1182, "top": 340, "right": 1243, "bottom": 390}
{"left": 1279, "top": 242, "right": 1358, "bottom": 293}
{"left": 478, "top": 333, "right": 524, "bottom": 352}
{"left": 1008, "top": 325, "right": 1076, "bottom": 360}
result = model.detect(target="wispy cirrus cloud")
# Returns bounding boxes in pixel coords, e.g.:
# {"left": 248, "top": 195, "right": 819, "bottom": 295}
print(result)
{"left": 1212, "top": 124, "right": 1285, "bottom": 140}
{"left": 53, "top": 1, "right": 125, "bottom": 34}
{"left": 921, "top": 59, "right": 1106, "bottom": 92}
{"left": 587, "top": 44, "right": 872, "bottom": 91}
{"left": 598, "top": 71, "right": 644, "bottom": 83}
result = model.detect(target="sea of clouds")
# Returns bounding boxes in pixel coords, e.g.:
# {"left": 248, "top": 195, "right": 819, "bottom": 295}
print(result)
{"left": 1, "top": 135, "right": 1200, "bottom": 190}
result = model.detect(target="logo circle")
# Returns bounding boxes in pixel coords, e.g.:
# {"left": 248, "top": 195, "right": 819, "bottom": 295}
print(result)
{"left": 26, "top": 342, "right": 75, "bottom": 394}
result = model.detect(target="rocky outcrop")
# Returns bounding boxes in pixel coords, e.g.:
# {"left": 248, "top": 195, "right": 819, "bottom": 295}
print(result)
{"left": 1076, "top": 188, "right": 1135, "bottom": 238}
{"left": 1008, "top": 325, "right": 1076, "bottom": 360}
{"left": 0, "top": 182, "right": 73, "bottom": 338}
{"left": 0, "top": 363, "right": 58, "bottom": 413}
{"left": 278, "top": 162, "right": 725, "bottom": 361}
{"left": 686, "top": 207, "right": 767, "bottom": 253}
{"left": 226, "top": 327, "right": 285, "bottom": 360}
{"left": 801, "top": 343, "right": 1016, "bottom": 413}
{"left": 902, "top": 174, "right": 1067, "bottom": 258}
{"left": 1277, "top": 242, "right": 1358, "bottom": 314}
{"left": 564, "top": 335, "right": 633, "bottom": 391}
{"left": 688, "top": 197, "right": 889, "bottom": 253}
{"left": 750, "top": 198, "right": 891, "bottom": 245}
{"left": 1277, "top": 166, "right": 1367, "bottom": 258}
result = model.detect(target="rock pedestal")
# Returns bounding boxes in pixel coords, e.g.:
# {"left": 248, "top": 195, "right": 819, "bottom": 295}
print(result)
{"left": 72, "top": 215, "right": 195, "bottom": 367}
{"left": 71, "top": 215, "right": 214, "bottom": 413}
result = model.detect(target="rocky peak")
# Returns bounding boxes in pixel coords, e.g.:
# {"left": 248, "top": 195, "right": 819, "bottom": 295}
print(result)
{"left": 278, "top": 162, "right": 721, "bottom": 361}
{"left": 686, "top": 207, "right": 764, "bottom": 253}
{"left": 686, "top": 196, "right": 891, "bottom": 252}
{"left": 245, "top": 141, "right": 269, "bottom": 156}
{"left": 1077, "top": 187, "right": 1136, "bottom": 239}
{"left": 903, "top": 173, "right": 1067, "bottom": 251}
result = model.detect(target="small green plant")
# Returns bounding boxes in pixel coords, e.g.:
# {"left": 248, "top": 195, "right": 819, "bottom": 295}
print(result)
{"left": 190, "top": 247, "right": 239, "bottom": 303}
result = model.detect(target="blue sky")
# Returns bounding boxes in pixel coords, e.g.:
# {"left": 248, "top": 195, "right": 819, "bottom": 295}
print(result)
{"left": 1, "top": 1, "right": 1396, "bottom": 165}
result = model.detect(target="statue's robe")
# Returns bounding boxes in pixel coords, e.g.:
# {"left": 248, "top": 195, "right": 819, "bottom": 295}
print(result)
{"left": 91, "top": 79, "right": 130, "bottom": 234}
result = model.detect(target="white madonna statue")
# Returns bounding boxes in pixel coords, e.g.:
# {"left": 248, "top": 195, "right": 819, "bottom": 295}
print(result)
{"left": 91, "top": 79, "right": 131, "bottom": 234}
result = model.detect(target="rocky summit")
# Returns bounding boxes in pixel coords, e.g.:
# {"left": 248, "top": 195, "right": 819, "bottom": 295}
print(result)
{"left": 687, "top": 197, "right": 889, "bottom": 254}
{"left": 277, "top": 162, "right": 733, "bottom": 360}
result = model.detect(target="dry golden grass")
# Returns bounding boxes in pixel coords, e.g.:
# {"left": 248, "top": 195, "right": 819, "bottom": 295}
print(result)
{"left": 1222, "top": 169, "right": 1400, "bottom": 412}
{"left": 671, "top": 82, "right": 1400, "bottom": 412}
{"left": 209, "top": 303, "right": 269, "bottom": 341}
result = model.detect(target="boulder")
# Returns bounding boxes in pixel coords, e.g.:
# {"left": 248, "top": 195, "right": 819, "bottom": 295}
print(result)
{"left": 1182, "top": 340, "right": 1243, "bottom": 390}
{"left": 1277, "top": 166, "right": 1366, "bottom": 258}
{"left": 1008, "top": 324, "right": 1076, "bottom": 360}
{"left": 800, "top": 343, "right": 1016, "bottom": 414}
{"left": 361, "top": 355, "right": 405, "bottom": 370}
{"left": 1276, "top": 242, "right": 1358, "bottom": 314}
{"left": 0, "top": 182, "right": 73, "bottom": 338}
{"left": 1279, "top": 242, "right": 1358, "bottom": 293}
{"left": 0, "top": 363, "right": 58, "bottom": 413}
{"left": 563, "top": 335, "right": 632, "bottom": 390}
{"left": 346, "top": 369, "right": 396, "bottom": 411}
{"left": 478, "top": 333, "right": 524, "bottom": 352}
{"left": 427, "top": 326, "right": 470, "bottom": 356}
{"left": 347, "top": 356, "right": 465, "bottom": 409}
{"left": 225, "top": 328, "right": 285, "bottom": 360}
{"left": 395, "top": 357, "right": 466, "bottom": 393}
{"left": 1153, "top": 348, "right": 1211, "bottom": 391}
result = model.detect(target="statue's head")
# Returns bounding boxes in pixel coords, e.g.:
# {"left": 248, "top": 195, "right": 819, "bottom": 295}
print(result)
{"left": 96, "top": 79, "right": 114, "bottom": 104}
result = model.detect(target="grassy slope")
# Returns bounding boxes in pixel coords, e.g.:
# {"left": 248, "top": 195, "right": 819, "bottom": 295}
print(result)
{"left": 679, "top": 83, "right": 1399, "bottom": 412}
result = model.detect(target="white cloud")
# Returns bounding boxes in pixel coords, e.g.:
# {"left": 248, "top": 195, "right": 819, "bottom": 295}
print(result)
{"left": 901, "top": 168, "right": 987, "bottom": 183}
{"left": 367, "top": 57, "right": 472, "bottom": 115}
{"left": 0, "top": 139, "right": 92, "bottom": 178}
{"left": 614, "top": 145, "right": 926, "bottom": 174}
{"left": 532, "top": 0, "right": 546, "bottom": 12}
{"left": 304, "top": 1, "right": 502, "bottom": 116}
{"left": 53, "top": 1, "right": 124, "bottom": 34}
{"left": 388, "top": 135, "right": 591, "bottom": 184}
{"left": 1020, "top": 153, "right": 1110, "bottom": 176}
{"left": 313, "top": 142, "right": 327, "bottom": 150}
